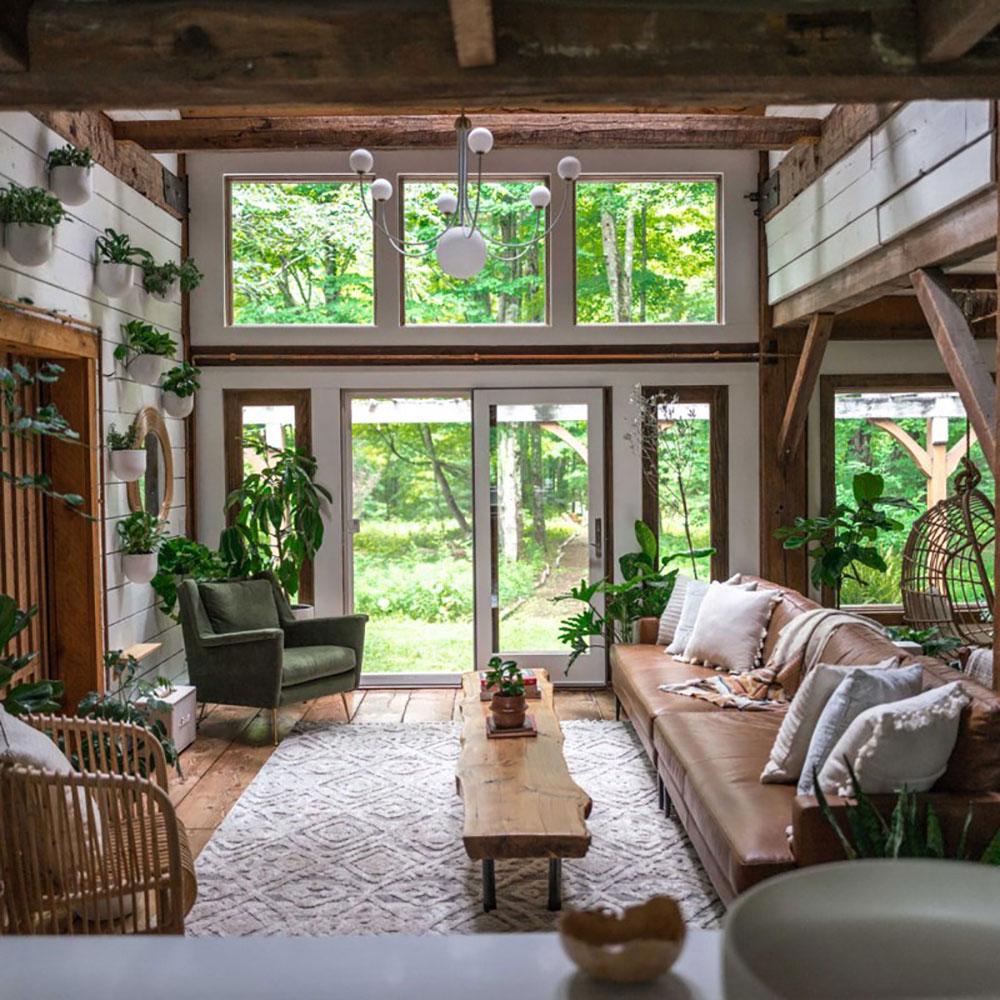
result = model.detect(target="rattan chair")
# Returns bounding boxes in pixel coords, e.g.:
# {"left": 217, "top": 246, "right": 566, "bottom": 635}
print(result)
{"left": 0, "top": 714, "right": 197, "bottom": 935}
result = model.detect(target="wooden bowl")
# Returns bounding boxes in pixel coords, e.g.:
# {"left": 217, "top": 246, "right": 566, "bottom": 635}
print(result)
{"left": 557, "top": 896, "right": 686, "bottom": 984}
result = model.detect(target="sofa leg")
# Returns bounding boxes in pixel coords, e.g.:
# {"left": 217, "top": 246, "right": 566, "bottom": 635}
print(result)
{"left": 663, "top": 785, "right": 673, "bottom": 818}
{"left": 657, "top": 775, "right": 665, "bottom": 811}
{"left": 341, "top": 692, "right": 352, "bottom": 723}
{"left": 271, "top": 708, "right": 279, "bottom": 746}
{"left": 615, "top": 696, "right": 621, "bottom": 721}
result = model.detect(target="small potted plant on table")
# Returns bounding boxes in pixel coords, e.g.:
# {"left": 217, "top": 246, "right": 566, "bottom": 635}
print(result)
{"left": 46, "top": 143, "right": 93, "bottom": 206}
{"left": 160, "top": 361, "right": 201, "bottom": 419}
{"left": 113, "top": 319, "right": 176, "bottom": 385}
{"left": 0, "top": 183, "right": 66, "bottom": 266}
{"left": 94, "top": 227, "right": 140, "bottom": 298}
{"left": 117, "top": 510, "right": 166, "bottom": 585}
{"left": 107, "top": 423, "right": 144, "bottom": 481}
{"left": 486, "top": 656, "right": 527, "bottom": 731}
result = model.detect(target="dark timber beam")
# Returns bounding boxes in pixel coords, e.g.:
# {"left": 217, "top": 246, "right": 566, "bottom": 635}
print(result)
{"left": 448, "top": 0, "right": 495, "bottom": 69}
{"left": 920, "top": 0, "right": 1000, "bottom": 63}
{"left": 110, "top": 113, "right": 824, "bottom": 152}
{"left": 7, "top": 2, "right": 1000, "bottom": 109}
{"left": 0, "top": 1, "right": 30, "bottom": 72}
{"left": 911, "top": 267, "right": 997, "bottom": 475}
{"left": 777, "top": 313, "right": 835, "bottom": 462}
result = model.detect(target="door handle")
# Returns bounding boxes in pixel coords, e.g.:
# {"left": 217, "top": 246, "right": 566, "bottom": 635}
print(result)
{"left": 592, "top": 517, "right": 603, "bottom": 561}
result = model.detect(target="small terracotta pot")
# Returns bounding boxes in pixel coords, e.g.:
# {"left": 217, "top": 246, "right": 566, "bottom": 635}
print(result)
{"left": 491, "top": 693, "right": 526, "bottom": 730}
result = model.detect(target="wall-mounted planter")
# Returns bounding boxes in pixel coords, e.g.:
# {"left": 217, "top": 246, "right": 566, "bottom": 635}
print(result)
{"left": 110, "top": 448, "right": 145, "bottom": 482}
{"left": 161, "top": 390, "right": 194, "bottom": 419}
{"left": 95, "top": 260, "right": 136, "bottom": 299}
{"left": 123, "top": 553, "right": 157, "bottom": 585}
{"left": 127, "top": 353, "right": 167, "bottom": 386}
{"left": 49, "top": 164, "right": 92, "bottom": 206}
{"left": 5, "top": 222, "right": 56, "bottom": 266}
{"left": 149, "top": 277, "right": 179, "bottom": 303}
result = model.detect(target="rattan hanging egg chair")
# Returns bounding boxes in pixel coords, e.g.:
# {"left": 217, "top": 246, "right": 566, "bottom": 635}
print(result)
{"left": 900, "top": 456, "right": 995, "bottom": 646}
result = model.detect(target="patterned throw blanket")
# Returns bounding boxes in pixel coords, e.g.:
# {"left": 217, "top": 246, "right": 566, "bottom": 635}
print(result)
{"left": 659, "top": 608, "right": 887, "bottom": 711}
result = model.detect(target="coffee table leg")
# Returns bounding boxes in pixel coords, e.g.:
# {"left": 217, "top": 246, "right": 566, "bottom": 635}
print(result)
{"left": 548, "top": 858, "right": 562, "bottom": 911}
{"left": 482, "top": 859, "right": 496, "bottom": 912}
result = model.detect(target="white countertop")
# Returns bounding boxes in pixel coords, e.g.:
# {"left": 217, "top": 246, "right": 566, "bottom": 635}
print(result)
{"left": 4, "top": 929, "right": 723, "bottom": 1000}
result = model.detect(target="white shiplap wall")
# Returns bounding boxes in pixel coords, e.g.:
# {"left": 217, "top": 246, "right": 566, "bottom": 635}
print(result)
{"left": 0, "top": 112, "right": 188, "bottom": 686}
{"left": 766, "top": 100, "right": 994, "bottom": 304}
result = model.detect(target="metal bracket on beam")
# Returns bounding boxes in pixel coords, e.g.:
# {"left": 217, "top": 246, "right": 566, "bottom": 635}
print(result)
{"left": 162, "top": 167, "right": 189, "bottom": 217}
{"left": 746, "top": 172, "right": 780, "bottom": 218}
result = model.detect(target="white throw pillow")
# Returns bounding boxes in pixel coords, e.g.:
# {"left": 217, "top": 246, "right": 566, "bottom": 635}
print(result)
{"left": 0, "top": 703, "right": 75, "bottom": 775}
{"left": 656, "top": 574, "right": 692, "bottom": 646}
{"left": 760, "top": 658, "right": 898, "bottom": 784}
{"left": 665, "top": 575, "right": 753, "bottom": 656}
{"left": 680, "top": 582, "right": 781, "bottom": 672}
{"left": 818, "top": 681, "right": 970, "bottom": 797}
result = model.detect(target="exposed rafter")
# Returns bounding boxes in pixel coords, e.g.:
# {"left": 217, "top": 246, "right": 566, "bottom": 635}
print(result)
{"left": 0, "top": 1, "right": 29, "bottom": 72}
{"left": 110, "top": 113, "right": 823, "bottom": 152}
{"left": 911, "top": 267, "right": 997, "bottom": 474}
{"left": 920, "top": 0, "right": 1000, "bottom": 63}
{"left": 5, "top": 2, "right": 1000, "bottom": 110}
{"left": 448, "top": 0, "right": 496, "bottom": 69}
{"left": 777, "top": 313, "right": 835, "bottom": 461}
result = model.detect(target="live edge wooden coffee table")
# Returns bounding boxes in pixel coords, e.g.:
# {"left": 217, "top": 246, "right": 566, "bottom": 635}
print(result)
{"left": 455, "top": 669, "right": 592, "bottom": 912}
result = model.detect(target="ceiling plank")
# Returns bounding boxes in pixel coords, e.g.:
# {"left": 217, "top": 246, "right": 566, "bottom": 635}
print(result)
{"left": 911, "top": 266, "right": 996, "bottom": 473}
{"left": 0, "top": 0, "right": 30, "bottom": 71}
{"left": 177, "top": 104, "right": 768, "bottom": 117}
{"left": 920, "top": 0, "right": 1000, "bottom": 63}
{"left": 6, "top": 1, "right": 1000, "bottom": 110}
{"left": 772, "top": 187, "right": 997, "bottom": 326}
{"left": 777, "top": 312, "right": 835, "bottom": 461}
{"left": 448, "top": 0, "right": 495, "bottom": 69}
{"left": 110, "top": 113, "right": 823, "bottom": 152}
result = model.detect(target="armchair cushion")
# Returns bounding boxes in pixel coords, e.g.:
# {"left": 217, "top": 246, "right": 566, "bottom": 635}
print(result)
{"left": 199, "top": 579, "right": 280, "bottom": 634}
{"left": 283, "top": 645, "right": 357, "bottom": 687}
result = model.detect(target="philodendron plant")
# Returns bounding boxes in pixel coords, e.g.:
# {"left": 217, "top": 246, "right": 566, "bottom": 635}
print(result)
{"left": 114, "top": 319, "right": 176, "bottom": 384}
{"left": 160, "top": 362, "right": 201, "bottom": 418}
{"left": 0, "top": 183, "right": 67, "bottom": 265}
{"left": 118, "top": 511, "right": 167, "bottom": 585}
{"left": 136, "top": 252, "right": 203, "bottom": 298}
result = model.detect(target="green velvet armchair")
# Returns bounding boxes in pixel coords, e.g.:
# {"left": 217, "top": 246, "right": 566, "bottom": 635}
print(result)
{"left": 177, "top": 573, "right": 367, "bottom": 743}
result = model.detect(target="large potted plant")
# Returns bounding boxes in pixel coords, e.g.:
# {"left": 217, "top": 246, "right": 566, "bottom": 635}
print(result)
{"left": 485, "top": 656, "right": 526, "bottom": 730}
{"left": 94, "top": 227, "right": 140, "bottom": 298}
{"left": 117, "top": 511, "right": 167, "bottom": 585}
{"left": 107, "top": 423, "right": 144, "bottom": 481}
{"left": 46, "top": 143, "right": 93, "bottom": 206}
{"left": 220, "top": 435, "right": 332, "bottom": 618}
{"left": 160, "top": 361, "right": 201, "bottom": 419}
{"left": 0, "top": 183, "right": 66, "bottom": 266}
{"left": 113, "top": 319, "right": 176, "bottom": 385}
{"left": 775, "top": 470, "right": 913, "bottom": 607}
{"left": 151, "top": 536, "right": 232, "bottom": 620}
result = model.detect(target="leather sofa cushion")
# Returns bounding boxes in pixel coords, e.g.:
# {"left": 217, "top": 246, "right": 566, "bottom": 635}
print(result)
{"left": 199, "top": 579, "right": 281, "bottom": 634}
{"left": 283, "top": 645, "right": 356, "bottom": 687}
{"left": 654, "top": 711, "right": 796, "bottom": 896}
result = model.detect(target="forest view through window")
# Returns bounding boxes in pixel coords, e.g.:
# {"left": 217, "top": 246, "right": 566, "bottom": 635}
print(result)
{"left": 833, "top": 390, "right": 995, "bottom": 606}
{"left": 230, "top": 180, "right": 374, "bottom": 326}
{"left": 576, "top": 179, "right": 718, "bottom": 324}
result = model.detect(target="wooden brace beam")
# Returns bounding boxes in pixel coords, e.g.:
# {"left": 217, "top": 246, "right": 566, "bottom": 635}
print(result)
{"left": 911, "top": 267, "right": 997, "bottom": 474}
{"left": 777, "top": 313, "right": 835, "bottom": 461}
{"left": 448, "top": 0, "right": 496, "bottom": 69}
{"left": 920, "top": 0, "right": 1000, "bottom": 63}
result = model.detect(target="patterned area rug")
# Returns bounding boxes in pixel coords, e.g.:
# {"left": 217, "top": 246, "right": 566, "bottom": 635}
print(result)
{"left": 186, "top": 720, "right": 724, "bottom": 935}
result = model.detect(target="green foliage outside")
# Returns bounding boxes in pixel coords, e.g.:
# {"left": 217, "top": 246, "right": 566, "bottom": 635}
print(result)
{"left": 656, "top": 415, "right": 712, "bottom": 579}
{"left": 576, "top": 180, "right": 717, "bottom": 324}
{"left": 403, "top": 181, "right": 546, "bottom": 325}
{"left": 230, "top": 181, "right": 374, "bottom": 325}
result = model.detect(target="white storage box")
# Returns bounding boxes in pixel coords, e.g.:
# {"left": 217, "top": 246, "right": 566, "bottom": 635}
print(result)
{"left": 144, "top": 684, "right": 198, "bottom": 754}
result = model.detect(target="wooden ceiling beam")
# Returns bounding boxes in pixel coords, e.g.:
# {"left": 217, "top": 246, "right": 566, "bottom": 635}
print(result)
{"left": 110, "top": 113, "right": 823, "bottom": 152}
{"left": 0, "top": 1, "right": 30, "bottom": 72}
{"left": 777, "top": 312, "right": 835, "bottom": 462}
{"left": 7, "top": 1, "right": 1000, "bottom": 110}
{"left": 911, "top": 266, "right": 996, "bottom": 474}
{"left": 920, "top": 0, "right": 1000, "bottom": 63}
{"left": 448, "top": 0, "right": 496, "bottom": 69}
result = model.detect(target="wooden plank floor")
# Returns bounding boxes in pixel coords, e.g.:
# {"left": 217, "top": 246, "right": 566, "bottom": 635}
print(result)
{"left": 172, "top": 687, "right": 615, "bottom": 859}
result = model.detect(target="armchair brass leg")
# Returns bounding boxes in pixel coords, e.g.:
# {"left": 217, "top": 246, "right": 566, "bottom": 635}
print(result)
{"left": 271, "top": 708, "right": 279, "bottom": 746}
{"left": 341, "top": 692, "right": 352, "bottom": 722}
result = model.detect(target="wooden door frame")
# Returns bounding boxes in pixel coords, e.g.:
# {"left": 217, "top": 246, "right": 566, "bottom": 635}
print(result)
{"left": 0, "top": 302, "right": 103, "bottom": 707}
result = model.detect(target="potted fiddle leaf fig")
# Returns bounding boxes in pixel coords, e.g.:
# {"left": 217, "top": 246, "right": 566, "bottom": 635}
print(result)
{"left": 0, "top": 183, "right": 66, "bottom": 266}
{"left": 137, "top": 252, "right": 203, "bottom": 301}
{"left": 485, "top": 656, "right": 526, "bottom": 730}
{"left": 160, "top": 361, "right": 201, "bottom": 419}
{"left": 117, "top": 511, "right": 167, "bottom": 585}
{"left": 113, "top": 319, "right": 176, "bottom": 385}
{"left": 107, "top": 423, "right": 144, "bottom": 482}
{"left": 46, "top": 143, "right": 94, "bottom": 206}
{"left": 94, "top": 227, "right": 140, "bottom": 298}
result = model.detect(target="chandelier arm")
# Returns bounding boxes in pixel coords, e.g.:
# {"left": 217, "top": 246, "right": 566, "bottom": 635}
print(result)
{"left": 466, "top": 155, "right": 484, "bottom": 236}
{"left": 489, "top": 215, "right": 545, "bottom": 262}
{"left": 359, "top": 179, "right": 450, "bottom": 249}
{"left": 479, "top": 184, "right": 571, "bottom": 249}
{"left": 378, "top": 214, "right": 443, "bottom": 258}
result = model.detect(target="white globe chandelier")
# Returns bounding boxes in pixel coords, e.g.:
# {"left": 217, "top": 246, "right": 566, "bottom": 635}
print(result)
{"left": 349, "top": 115, "right": 582, "bottom": 280}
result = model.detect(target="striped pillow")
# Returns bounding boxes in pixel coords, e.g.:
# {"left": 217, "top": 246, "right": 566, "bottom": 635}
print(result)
{"left": 656, "top": 574, "right": 692, "bottom": 645}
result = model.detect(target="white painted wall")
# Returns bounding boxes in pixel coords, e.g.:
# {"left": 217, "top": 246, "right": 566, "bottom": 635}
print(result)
{"left": 0, "top": 112, "right": 187, "bottom": 686}
{"left": 766, "top": 100, "right": 994, "bottom": 304}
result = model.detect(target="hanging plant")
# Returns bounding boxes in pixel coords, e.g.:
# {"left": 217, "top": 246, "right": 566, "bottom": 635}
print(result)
{"left": 94, "top": 227, "right": 140, "bottom": 298}
{"left": 107, "top": 422, "right": 144, "bottom": 482}
{"left": 160, "top": 362, "right": 201, "bottom": 419}
{"left": 136, "top": 251, "right": 204, "bottom": 300}
{"left": 46, "top": 143, "right": 94, "bottom": 206}
{"left": 113, "top": 319, "right": 176, "bottom": 385}
{"left": 117, "top": 511, "right": 167, "bottom": 585}
{"left": 0, "top": 183, "right": 67, "bottom": 266}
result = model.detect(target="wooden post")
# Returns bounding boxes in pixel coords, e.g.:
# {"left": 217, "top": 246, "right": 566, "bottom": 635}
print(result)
{"left": 777, "top": 312, "right": 835, "bottom": 462}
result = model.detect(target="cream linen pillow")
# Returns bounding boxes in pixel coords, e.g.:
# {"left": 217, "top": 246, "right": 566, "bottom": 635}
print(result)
{"left": 679, "top": 582, "right": 782, "bottom": 672}
{"left": 656, "top": 574, "right": 691, "bottom": 646}
{"left": 760, "top": 658, "right": 898, "bottom": 784}
{"left": 665, "top": 575, "right": 754, "bottom": 656}
{"left": 817, "top": 681, "right": 970, "bottom": 797}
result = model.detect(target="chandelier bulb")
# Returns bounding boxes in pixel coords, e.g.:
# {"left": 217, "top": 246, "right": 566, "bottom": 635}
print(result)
{"left": 529, "top": 185, "right": 551, "bottom": 209}
{"left": 557, "top": 156, "right": 582, "bottom": 181}
{"left": 467, "top": 127, "right": 494, "bottom": 155}
{"left": 437, "top": 192, "right": 459, "bottom": 215}
{"left": 349, "top": 148, "right": 374, "bottom": 174}
{"left": 370, "top": 177, "right": 393, "bottom": 202}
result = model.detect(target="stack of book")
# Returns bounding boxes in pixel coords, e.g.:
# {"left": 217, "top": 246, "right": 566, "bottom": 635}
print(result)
{"left": 479, "top": 669, "right": 541, "bottom": 701}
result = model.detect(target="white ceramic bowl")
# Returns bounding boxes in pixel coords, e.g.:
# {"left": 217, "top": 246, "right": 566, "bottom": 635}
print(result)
{"left": 123, "top": 553, "right": 157, "bottom": 585}
{"left": 49, "top": 164, "right": 92, "bottom": 205}
{"left": 724, "top": 860, "right": 1000, "bottom": 999}
{"left": 110, "top": 448, "right": 145, "bottom": 482}
{"left": 161, "top": 389, "right": 195, "bottom": 419}
{"left": 5, "top": 222, "right": 55, "bottom": 266}
{"left": 127, "top": 353, "right": 167, "bottom": 386}
{"left": 95, "top": 260, "right": 136, "bottom": 298}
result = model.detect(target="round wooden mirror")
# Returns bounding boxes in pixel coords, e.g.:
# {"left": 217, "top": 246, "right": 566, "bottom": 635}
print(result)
{"left": 126, "top": 406, "right": 174, "bottom": 522}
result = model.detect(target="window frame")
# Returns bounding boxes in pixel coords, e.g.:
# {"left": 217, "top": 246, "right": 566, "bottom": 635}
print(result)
{"left": 396, "top": 172, "right": 552, "bottom": 328}
{"left": 571, "top": 173, "right": 724, "bottom": 328}
{"left": 640, "top": 384, "right": 729, "bottom": 582}
{"left": 819, "top": 372, "right": 961, "bottom": 620}
{"left": 224, "top": 174, "right": 378, "bottom": 330}
{"left": 222, "top": 387, "right": 315, "bottom": 603}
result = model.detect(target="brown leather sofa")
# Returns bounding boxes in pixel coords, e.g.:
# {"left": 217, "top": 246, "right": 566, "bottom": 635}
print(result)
{"left": 610, "top": 575, "right": 1000, "bottom": 905}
